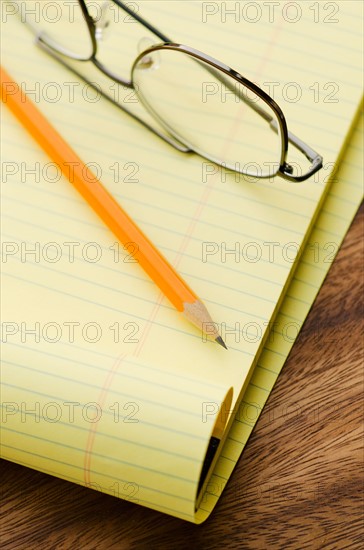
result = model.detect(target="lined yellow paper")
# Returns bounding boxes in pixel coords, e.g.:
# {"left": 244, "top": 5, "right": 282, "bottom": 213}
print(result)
{"left": 196, "top": 106, "right": 363, "bottom": 521}
{"left": 1, "top": 1, "right": 363, "bottom": 522}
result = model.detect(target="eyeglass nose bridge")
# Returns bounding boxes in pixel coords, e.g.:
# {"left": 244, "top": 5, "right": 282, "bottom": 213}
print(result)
{"left": 35, "top": 38, "right": 192, "bottom": 154}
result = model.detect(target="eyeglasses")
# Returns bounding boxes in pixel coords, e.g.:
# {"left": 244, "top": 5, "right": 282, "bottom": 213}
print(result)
{"left": 9, "top": 0, "right": 323, "bottom": 181}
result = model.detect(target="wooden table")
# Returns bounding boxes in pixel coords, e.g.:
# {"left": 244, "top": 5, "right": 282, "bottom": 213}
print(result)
{"left": 1, "top": 205, "right": 363, "bottom": 550}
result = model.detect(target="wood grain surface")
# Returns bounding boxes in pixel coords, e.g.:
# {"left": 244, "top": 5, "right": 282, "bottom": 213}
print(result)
{"left": 1, "top": 204, "right": 363, "bottom": 550}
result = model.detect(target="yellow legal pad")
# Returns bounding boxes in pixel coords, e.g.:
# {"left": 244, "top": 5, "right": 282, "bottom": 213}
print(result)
{"left": 1, "top": 1, "right": 363, "bottom": 522}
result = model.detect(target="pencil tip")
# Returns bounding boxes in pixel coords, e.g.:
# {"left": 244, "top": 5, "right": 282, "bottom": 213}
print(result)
{"left": 215, "top": 336, "right": 228, "bottom": 350}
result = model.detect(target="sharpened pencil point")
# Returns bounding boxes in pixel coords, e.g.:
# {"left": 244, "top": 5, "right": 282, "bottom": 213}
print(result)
{"left": 183, "top": 301, "right": 227, "bottom": 349}
{"left": 215, "top": 336, "right": 228, "bottom": 350}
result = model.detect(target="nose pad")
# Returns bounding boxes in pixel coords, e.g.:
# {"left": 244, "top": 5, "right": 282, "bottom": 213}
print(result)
{"left": 136, "top": 38, "right": 161, "bottom": 70}
{"left": 94, "top": 1, "right": 112, "bottom": 41}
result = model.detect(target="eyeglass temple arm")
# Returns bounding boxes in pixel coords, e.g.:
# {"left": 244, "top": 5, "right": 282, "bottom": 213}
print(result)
{"left": 110, "top": 0, "right": 171, "bottom": 42}
{"left": 231, "top": 88, "right": 323, "bottom": 171}
{"left": 270, "top": 120, "right": 323, "bottom": 181}
{"left": 203, "top": 63, "right": 323, "bottom": 181}
{"left": 37, "top": 41, "right": 192, "bottom": 153}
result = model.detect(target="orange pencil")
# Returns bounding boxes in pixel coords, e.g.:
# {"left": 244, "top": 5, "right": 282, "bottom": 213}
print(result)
{"left": 1, "top": 66, "right": 226, "bottom": 349}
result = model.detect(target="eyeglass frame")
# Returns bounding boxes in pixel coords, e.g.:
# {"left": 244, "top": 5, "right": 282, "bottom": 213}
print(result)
{"left": 13, "top": 0, "right": 324, "bottom": 182}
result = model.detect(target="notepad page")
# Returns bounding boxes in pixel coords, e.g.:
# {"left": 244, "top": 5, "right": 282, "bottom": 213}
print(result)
{"left": 1, "top": 1, "right": 363, "bottom": 522}
{"left": 197, "top": 107, "right": 363, "bottom": 521}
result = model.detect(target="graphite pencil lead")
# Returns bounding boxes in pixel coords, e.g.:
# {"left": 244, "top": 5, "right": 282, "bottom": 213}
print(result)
{"left": 215, "top": 336, "right": 228, "bottom": 350}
